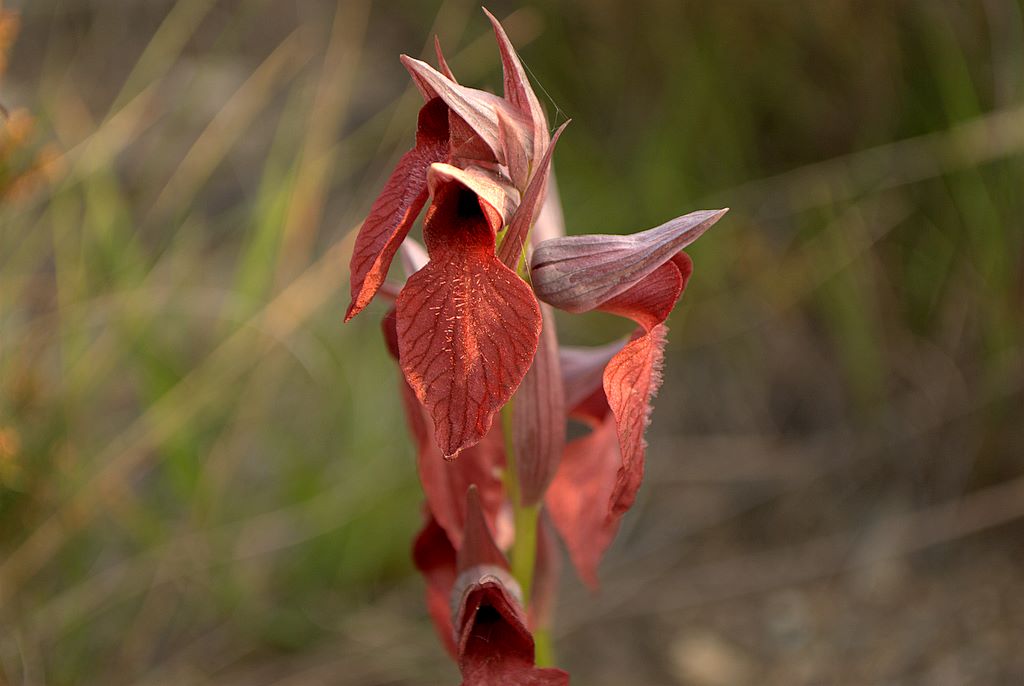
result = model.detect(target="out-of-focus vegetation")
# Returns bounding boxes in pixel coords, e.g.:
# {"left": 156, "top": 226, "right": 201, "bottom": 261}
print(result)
{"left": 1, "top": 1, "right": 1022, "bottom": 684}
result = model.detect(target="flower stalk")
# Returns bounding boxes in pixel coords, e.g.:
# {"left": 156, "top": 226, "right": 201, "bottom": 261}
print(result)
{"left": 502, "top": 400, "right": 539, "bottom": 604}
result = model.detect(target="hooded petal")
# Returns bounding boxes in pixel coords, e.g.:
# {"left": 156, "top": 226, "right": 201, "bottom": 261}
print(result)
{"left": 453, "top": 571, "right": 569, "bottom": 686}
{"left": 401, "top": 55, "right": 531, "bottom": 163}
{"left": 512, "top": 303, "right": 565, "bottom": 505}
{"left": 450, "top": 487, "right": 568, "bottom": 683}
{"left": 530, "top": 208, "right": 726, "bottom": 313}
{"left": 345, "top": 98, "right": 450, "bottom": 321}
{"left": 396, "top": 181, "right": 542, "bottom": 458}
{"left": 427, "top": 162, "right": 520, "bottom": 225}
{"left": 483, "top": 8, "right": 550, "bottom": 161}
{"left": 410, "top": 484, "right": 509, "bottom": 660}
{"left": 496, "top": 121, "right": 569, "bottom": 268}
{"left": 383, "top": 309, "right": 508, "bottom": 548}
{"left": 449, "top": 108, "right": 500, "bottom": 166}
{"left": 532, "top": 206, "right": 709, "bottom": 519}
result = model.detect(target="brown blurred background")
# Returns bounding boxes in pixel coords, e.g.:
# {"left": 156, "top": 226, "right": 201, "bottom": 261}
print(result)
{"left": 1, "top": 1, "right": 1023, "bottom": 684}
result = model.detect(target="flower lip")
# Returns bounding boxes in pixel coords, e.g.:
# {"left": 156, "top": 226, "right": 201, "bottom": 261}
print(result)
{"left": 396, "top": 175, "right": 541, "bottom": 459}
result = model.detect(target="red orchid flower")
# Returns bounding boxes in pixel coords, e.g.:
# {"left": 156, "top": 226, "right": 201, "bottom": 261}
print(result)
{"left": 533, "top": 210, "right": 727, "bottom": 586}
{"left": 349, "top": 8, "right": 728, "bottom": 680}
{"left": 346, "top": 10, "right": 561, "bottom": 459}
{"left": 415, "top": 487, "right": 568, "bottom": 685}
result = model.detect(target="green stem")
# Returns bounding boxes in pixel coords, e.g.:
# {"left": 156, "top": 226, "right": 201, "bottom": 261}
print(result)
{"left": 502, "top": 390, "right": 555, "bottom": 667}
{"left": 534, "top": 628, "right": 555, "bottom": 668}
{"left": 501, "top": 402, "right": 538, "bottom": 603}
{"left": 511, "top": 500, "right": 539, "bottom": 602}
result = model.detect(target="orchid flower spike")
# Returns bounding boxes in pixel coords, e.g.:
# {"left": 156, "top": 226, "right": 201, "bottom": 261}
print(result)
{"left": 349, "top": 8, "right": 728, "bottom": 679}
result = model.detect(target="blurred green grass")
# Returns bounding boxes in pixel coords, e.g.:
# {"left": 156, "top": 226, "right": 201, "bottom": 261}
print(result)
{"left": 1, "top": 1, "right": 1022, "bottom": 684}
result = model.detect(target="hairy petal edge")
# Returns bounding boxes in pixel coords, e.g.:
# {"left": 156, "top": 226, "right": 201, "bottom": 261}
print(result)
{"left": 548, "top": 254, "right": 694, "bottom": 587}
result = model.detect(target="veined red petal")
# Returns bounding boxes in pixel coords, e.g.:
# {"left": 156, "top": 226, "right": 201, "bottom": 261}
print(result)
{"left": 396, "top": 182, "right": 542, "bottom": 458}
{"left": 603, "top": 324, "right": 668, "bottom": 515}
{"left": 496, "top": 121, "right": 569, "bottom": 268}
{"left": 545, "top": 413, "right": 620, "bottom": 590}
{"left": 383, "top": 309, "right": 508, "bottom": 549}
{"left": 454, "top": 572, "right": 569, "bottom": 686}
{"left": 483, "top": 8, "right": 550, "bottom": 161}
{"left": 600, "top": 255, "right": 690, "bottom": 517}
{"left": 548, "top": 255, "right": 694, "bottom": 587}
{"left": 530, "top": 208, "right": 725, "bottom": 313}
{"left": 512, "top": 303, "right": 566, "bottom": 505}
{"left": 345, "top": 98, "right": 449, "bottom": 321}
{"left": 411, "top": 383, "right": 509, "bottom": 547}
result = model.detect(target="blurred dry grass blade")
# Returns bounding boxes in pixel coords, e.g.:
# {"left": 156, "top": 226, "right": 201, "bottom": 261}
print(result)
{"left": 0, "top": 229, "right": 357, "bottom": 609}
{"left": 146, "top": 28, "right": 313, "bottom": 223}
{"left": 712, "top": 103, "right": 1024, "bottom": 215}
{"left": 273, "top": 1, "right": 368, "bottom": 283}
